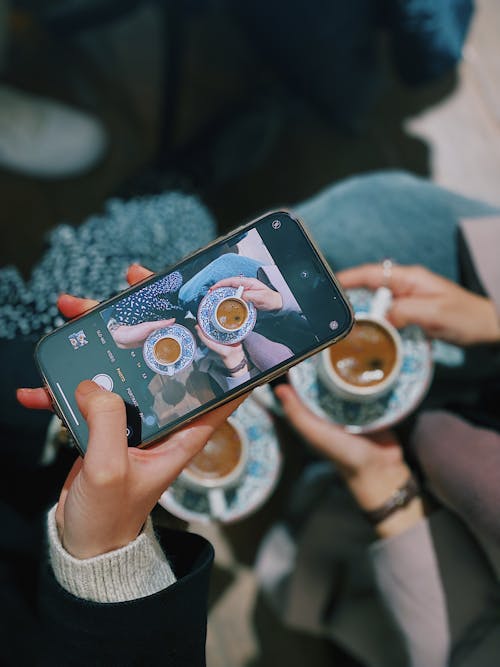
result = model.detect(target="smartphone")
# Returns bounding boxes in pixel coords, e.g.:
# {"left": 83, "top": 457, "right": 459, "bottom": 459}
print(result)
{"left": 35, "top": 211, "right": 353, "bottom": 454}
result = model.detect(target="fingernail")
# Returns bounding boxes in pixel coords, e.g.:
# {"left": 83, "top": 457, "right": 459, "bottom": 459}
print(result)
{"left": 77, "top": 379, "right": 103, "bottom": 395}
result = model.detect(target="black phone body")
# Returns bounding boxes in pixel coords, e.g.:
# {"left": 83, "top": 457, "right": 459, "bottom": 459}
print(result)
{"left": 35, "top": 211, "right": 353, "bottom": 454}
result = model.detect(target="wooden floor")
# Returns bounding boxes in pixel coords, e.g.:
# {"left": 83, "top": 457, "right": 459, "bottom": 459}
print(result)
{"left": 1, "top": 1, "right": 499, "bottom": 665}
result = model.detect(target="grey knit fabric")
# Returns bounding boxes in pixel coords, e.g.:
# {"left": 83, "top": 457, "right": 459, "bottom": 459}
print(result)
{"left": 47, "top": 506, "right": 176, "bottom": 603}
{"left": 0, "top": 192, "right": 216, "bottom": 340}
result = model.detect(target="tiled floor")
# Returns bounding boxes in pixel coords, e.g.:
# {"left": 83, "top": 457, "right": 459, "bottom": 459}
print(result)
{"left": 1, "top": 1, "right": 499, "bottom": 665}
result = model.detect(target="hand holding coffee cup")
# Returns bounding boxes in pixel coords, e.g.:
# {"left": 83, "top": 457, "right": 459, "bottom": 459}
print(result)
{"left": 320, "top": 287, "right": 403, "bottom": 402}
{"left": 180, "top": 418, "right": 249, "bottom": 519}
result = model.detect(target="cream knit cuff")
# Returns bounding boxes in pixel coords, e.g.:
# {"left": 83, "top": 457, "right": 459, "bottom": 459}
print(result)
{"left": 47, "top": 505, "right": 177, "bottom": 603}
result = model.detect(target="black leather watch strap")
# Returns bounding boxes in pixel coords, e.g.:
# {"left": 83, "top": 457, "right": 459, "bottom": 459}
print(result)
{"left": 226, "top": 357, "right": 248, "bottom": 374}
{"left": 363, "top": 475, "right": 420, "bottom": 525}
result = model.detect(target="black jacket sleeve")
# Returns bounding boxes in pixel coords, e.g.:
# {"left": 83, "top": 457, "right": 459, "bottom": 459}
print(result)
{"left": 37, "top": 528, "right": 214, "bottom": 667}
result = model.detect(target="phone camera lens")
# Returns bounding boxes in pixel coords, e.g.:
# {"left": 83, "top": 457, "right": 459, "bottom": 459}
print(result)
{"left": 329, "top": 320, "right": 339, "bottom": 330}
{"left": 271, "top": 220, "right": 281, "bottom": 230}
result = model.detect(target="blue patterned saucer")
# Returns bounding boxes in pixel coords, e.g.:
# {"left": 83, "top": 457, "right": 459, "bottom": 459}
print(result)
{"left": 197, "top": 287, "right": 257, "bottom": 345}
{"left": 253, "top": 289, "right": 433, "bottom": 434}
{"left": 143, "top": 324, "right": 196, "bottom": 376}
{"left": 158, "top": 397, "right": 281, "bottom": 523}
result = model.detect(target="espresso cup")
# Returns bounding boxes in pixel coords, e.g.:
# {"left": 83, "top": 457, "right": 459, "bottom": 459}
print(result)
{"left": 180, "top": 417, "right": 248, "bottom": 518}
{"left": 211, "top": 286, "right": 249, "bottom": 333}
{"left": 319, "top": 287, "right": 403, "bottom": 402}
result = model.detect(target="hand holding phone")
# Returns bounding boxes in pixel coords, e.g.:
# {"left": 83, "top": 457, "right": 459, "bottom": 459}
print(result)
{"left": 19, "top": 275, "right": 244, "bottom": 558}
{"left": 32, "top": 212, "right": 353, "bottom": 453}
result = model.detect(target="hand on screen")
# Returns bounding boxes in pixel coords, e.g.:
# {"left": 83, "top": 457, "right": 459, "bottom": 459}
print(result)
{"left": 211, "top": 276, "right": 283, "bottom": 312}
{"left": 110, "top": 319, "right": 176, "bottom": 349}
{"left": 338, "top": 264, "right": 500, "bottom": 346}
{"left": 195, "top": 324, "right": 248, "bottom": 377}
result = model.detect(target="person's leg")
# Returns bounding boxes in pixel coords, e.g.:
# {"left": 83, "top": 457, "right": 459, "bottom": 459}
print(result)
{"left": 296, "top": 171, "right": 499, "bottom": 281}
{"left": 178, "top": 253, "right": 261, "bottom": 311}
{"left": 411, "top": 410, "right": 500, "bottom": 576}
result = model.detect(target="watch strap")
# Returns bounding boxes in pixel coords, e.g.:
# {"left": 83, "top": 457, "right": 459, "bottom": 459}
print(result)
{"left": 363, "top": 475, "right": 420, "bottom": 525}
{"left": 226, "top": 357, "right": 248, "bottom": 374}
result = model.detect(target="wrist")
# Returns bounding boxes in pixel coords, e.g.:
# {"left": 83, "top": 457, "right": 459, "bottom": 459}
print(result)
{"left": 347, "top": 464, "right": 425, "bottom": 539}
{"left": 346, "top": 461, "right": 412, "bottom": 511}
{"left": 374, "top": 495, "right": 425, "bottom": 539}
{"left": 47, "top": 506, "right": 176, "bottom": 602}
{"left": 223, "top": 350, "right": 247, "bottom": 375}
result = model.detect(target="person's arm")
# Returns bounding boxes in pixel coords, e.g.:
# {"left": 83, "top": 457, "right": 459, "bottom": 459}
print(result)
{"left": 274, "top": 386, "right": 448, "bottom": 667}
{"left": 47, "top": 508, "right": 176, "bottom": 603}
{"left": 39, "top": 523, "right": 214, "bottom": 667}
{"left": 19, "top": 376, "right": 239, "bottom": 667}
{"left": 17, "top": 277, "right": 244, "bottom": 666}
{"left": 275, "top": 386, "right": 500, "bottom": 667}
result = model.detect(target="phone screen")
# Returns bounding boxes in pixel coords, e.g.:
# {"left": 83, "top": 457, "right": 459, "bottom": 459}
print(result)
{"left": 36, "top": 212, "right": 352, "bottom": 452}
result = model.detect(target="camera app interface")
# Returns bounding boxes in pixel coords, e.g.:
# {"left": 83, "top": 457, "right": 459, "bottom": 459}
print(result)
{"left": 39, "top": 213, "right": 351, "bottom": 450}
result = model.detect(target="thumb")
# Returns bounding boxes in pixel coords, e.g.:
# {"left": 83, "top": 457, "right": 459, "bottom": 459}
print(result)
{"left": 75, "top": 381, "right": 128, "bottom": 475}
{"left": 388, "top": 296, "right": 438, "bottom": 331}
{"left": 274, "top": 384, "right": 359, "bottom": 465}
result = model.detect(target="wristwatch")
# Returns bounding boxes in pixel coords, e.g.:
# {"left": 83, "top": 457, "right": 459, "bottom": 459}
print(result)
{"left": 363, "top": 475, "right": 420, "bottom": 525}
{"left": 226, "top": 357, "right": 248, "bottom": 375}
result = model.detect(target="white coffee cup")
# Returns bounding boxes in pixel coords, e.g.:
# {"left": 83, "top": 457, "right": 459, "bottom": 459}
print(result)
{"left": 180, "top": 417, "right": 248, "bottom": 519}
{"left": 211, "top": 286, "right": 250, "bottom": 333}
{"left": 319, "top": 287, "right": 403, "bottom": 402}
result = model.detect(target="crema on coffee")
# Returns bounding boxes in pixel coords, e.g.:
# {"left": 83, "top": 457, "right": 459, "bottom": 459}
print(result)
{"left": 329, "top": 321, "right": 397, "bottom": 387}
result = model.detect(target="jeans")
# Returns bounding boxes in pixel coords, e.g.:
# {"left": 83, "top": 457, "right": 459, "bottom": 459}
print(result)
{"left": 295, "top": 170, "right": 499, "bottom": 281}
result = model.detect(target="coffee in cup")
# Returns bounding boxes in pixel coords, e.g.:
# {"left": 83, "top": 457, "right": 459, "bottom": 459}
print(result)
{"left": 319, "top": 313, "right": 403, "bottom": 402}
{"left": 211, "top": 285, "right": 250, "bottom": 334}
{"left": 215, "top": 298, "right": 248, "bottom": 331}
{"left": 181, "top": 417, "right": 248, "bottom": 519}
{"left": 153, "top": 336, "right": 182, "bottom": 366}
{"left": 182, "top": 419, "right": 247, "bottom": 488}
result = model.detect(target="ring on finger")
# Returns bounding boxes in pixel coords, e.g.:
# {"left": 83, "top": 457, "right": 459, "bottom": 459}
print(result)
{"left": 381, "top": 258, "right": 395, "bottom": 288}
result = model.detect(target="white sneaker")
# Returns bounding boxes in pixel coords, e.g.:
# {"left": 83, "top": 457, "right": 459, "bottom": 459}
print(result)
{"left": 0, "top": 84, "right": 107, "bottom": 178}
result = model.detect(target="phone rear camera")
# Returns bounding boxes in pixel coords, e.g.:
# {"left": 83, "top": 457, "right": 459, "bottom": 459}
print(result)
{"left": 329, "top": 320, "right": 339, "bottom": 330}
{"left": 271, "top": 220, "right": 281, "bottom": 230}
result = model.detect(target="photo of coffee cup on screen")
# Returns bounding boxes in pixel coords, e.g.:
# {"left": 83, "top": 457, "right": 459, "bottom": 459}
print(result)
{"left": 101, "top": 228, "right": 317, "bottom": 430}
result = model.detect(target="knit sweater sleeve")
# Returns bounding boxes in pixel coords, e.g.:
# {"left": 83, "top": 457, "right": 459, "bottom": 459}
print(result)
{"left": 47, "top": 505, "right": 176, "bottom": 603}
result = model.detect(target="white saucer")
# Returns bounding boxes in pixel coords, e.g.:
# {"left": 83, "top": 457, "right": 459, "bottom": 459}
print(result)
{"left": 253, "top": 288, "right": 433, "bottom": 434}
{"left": 142, "top": 324, "right": 196, "bottom": 376}
{"left": 159, "top": 397, "right": 281, "bottom": 523}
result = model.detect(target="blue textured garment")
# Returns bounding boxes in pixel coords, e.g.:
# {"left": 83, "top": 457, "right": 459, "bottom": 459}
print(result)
{"left": 0, "top": 192, "right": 215, "bottom": 340}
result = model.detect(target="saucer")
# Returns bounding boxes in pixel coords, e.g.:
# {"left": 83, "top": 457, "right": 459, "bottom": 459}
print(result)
{"left": 159, "top": 397, "right": 281, "bottom": 523}
{"left": 143, "top": 324, "right": 196, "bottom": 376}
{"left": 197, "top": 287, "right": 257, "bottom": 345}
{"left": 253, "top": 288, "right": 433, "bottom": 434}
